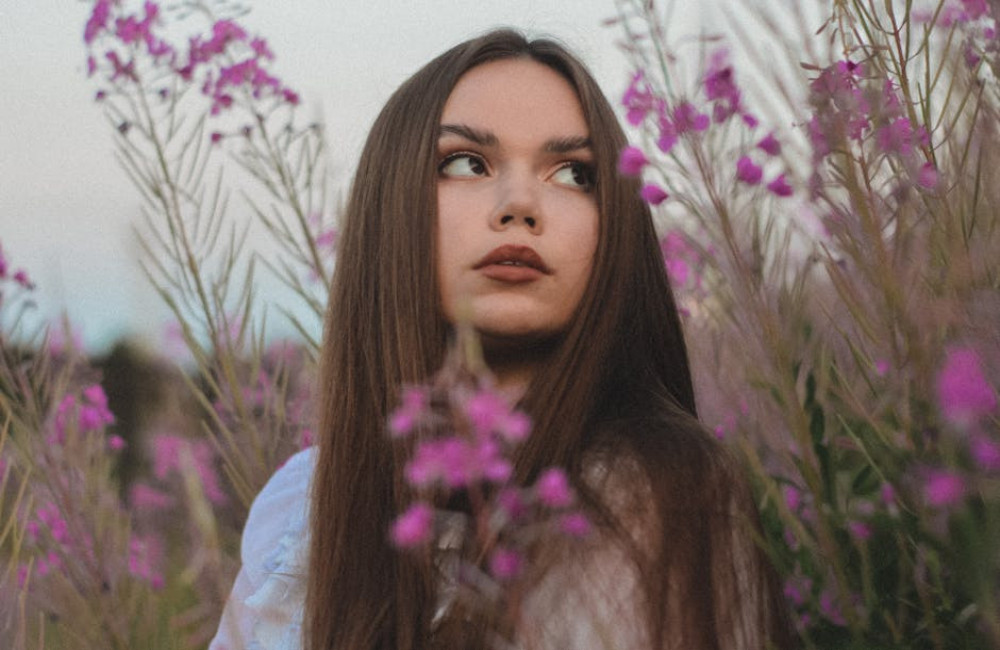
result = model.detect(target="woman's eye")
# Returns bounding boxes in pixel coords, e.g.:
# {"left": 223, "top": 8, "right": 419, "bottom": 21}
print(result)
{"left": 551, "top": 162, "right": 595, "bottom": 191}
{"left": 438, "top": 153, "right": 487, "bottom": 178}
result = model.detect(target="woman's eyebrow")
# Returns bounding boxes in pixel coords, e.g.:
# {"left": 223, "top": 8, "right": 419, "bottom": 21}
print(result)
{"left": 545, "top": 135, "right": 592, "bottom": 154}
{"left": 438, "top": 125, "right": 591, "bottom": 155}
{"left": 438, "top": 123, "right": 498, "bottom": 147}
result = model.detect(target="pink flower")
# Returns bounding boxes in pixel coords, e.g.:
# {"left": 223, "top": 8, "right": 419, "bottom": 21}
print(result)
{"left": 704, "top": 50, "right": 741, "bottom": 123}
{"left": 657, "top": 115, "right": 678, "bottom": 153}
{"left": 535, "top": 468, "right": 573, "bottom": 508}
{"left": 961, "top": 0, "right": 990, "bottom": 20}
{"left": 672, "top": 101, "right": 710, "bottom": 134}
{"left": 766, "top": 174, "right": 794, "bottom": 197}
{"left": 875, "top": 117, "right": 916, "bottom": 155}
{"left": 848, "top": 521, "right": 872, "bottom": 541}
{"left": 622, "top": 71, "right": 656, "bottom": 126}
{"left": 917, "top": 162, "right": 939, "bottom": 189}
{"left": 108, "top": 434, "right": 126, "bottom": 451}
{"left": 819, "top": 588, "right": 847, "bottom": 626}
{"left": 971, "top": 436, "right": 1000, "bottom": 471}
{"left": 875, "top": 359, "right": 890, "bottom": 376}
{"left": 936, "top": 347, "right": 997, "bottom": 425}
{"left": 924, "top": 470, "right": 966, "bottom": 507}
{"left": 498, "top": 488, "right": 527, "bottom": 521}
{"left": 489, "top": 547, "right": 523, "bottom": 580}
{"left": 13, "top": 269, "right": 34, "bottom": 289}
{"left": 640, "top": 183, "right": 669, "bottom": 205}
{"left": 559, "top": 512, "right": 591, "bottom": 538}
{"left": 84, "top": 0, "right": 112, "bottom": 44}
{"left": 736, "top": 156, "right": 763, "bottom": 185}
{"left": 880, "top": 483, "right": 896, "bottom": 506}
{"left": 465, "top": 389, "right": 508, "bottom": 436}
{"left": 757, "top": 133, "right": 781, "bottom": 156}
{"left": 618, "top": 146, "right": 648, "bottom": 176}
{"left": 391, "top": 503, "right": 434, "bottom": 548}
{"left": 130, "top": 483, "right": 175, "bottom": 511}
{"left": 783, "top": 575, "right": 812, "bottom": 607}
{"left": 389, "top": 387, "right": 428, "bottom": 437}
{"left": 782, "top": 485, "right": 801, "bottom": 511}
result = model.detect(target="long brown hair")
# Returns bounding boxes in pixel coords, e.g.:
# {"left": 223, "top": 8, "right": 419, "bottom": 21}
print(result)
{"left": 308, "top": 29, "right": 793, "bottom": 650}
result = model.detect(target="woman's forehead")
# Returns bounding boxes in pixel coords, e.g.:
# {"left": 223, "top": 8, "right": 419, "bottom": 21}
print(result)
{"left": 440, "top": 59, "right": 588, "bottom": 141}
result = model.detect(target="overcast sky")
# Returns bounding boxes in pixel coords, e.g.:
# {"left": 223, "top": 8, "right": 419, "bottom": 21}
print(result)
{"left": 0, "top": 0, "right": 707, "bottom": 353}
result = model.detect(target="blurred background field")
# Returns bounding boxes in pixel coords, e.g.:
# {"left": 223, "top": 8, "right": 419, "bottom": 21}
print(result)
{"left": 3, "top": 0, "right": 1000, "bottom": 648}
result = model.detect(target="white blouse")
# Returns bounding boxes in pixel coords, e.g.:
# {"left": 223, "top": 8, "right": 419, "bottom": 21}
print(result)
{"left": 208, "top": 448, "right": 765, "bottom": 649}
{"left": 209, "top": 447, "right": 315, "bottom": 650}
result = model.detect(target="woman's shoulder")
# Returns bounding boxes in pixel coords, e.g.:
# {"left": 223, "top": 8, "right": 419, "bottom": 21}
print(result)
{"left": 240, "top": 447, "right": 316, "bottom": 568}
{"left": 210, "top": 447, "right": 316, "bottom": 650}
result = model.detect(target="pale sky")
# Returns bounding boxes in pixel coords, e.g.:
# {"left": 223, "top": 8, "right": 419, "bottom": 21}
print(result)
{"left": 0, "top": 0, "right": 704, "bottom": 353}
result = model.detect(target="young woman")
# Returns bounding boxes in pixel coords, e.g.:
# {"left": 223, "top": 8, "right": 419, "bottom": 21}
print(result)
{"left": 212, "top": 29, "right": 794, "bottom": 650}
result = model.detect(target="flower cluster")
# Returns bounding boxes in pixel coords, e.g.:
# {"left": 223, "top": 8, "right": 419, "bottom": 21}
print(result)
{"left": 389, "top": 377, "right": 589, "bottom": 585}
{"left": 619, "top": 49, "right": 794, "bottom": 204}
{"left": 84, "top": 0, "right": 298, "bottom": 118}
{"left": 806, "top": 61, "right": 937, "bottom": 190}
{"left": 0, "top": 240, "right": 35, "bottom": 292}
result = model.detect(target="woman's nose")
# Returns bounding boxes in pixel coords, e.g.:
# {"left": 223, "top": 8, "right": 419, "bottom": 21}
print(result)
{"left": 490, "top": 170, "right": 542, "bottom": 233}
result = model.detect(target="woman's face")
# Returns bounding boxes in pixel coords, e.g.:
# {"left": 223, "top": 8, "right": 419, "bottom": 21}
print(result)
{"left": 435, "top": 58, "right": 599, "bottom": 345}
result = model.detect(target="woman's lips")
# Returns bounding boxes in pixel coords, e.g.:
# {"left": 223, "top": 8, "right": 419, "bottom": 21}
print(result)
{"left": 473, "top": 245, "right": 551, "bottom": 282}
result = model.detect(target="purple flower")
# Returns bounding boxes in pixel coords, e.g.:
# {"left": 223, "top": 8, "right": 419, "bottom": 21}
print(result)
{"left": 391, "top": 503, "right": 434, "bottom": 548}
{"left": 917, "top": 162, "right": 939, "bottom": 189}
{"left": 535, "top": 468, "right": 573, "bottom": 508}
{"left": 618, "top": 146, "right": 648, "bottom": 176}
{"left": 640, "top": 183, "right": 669, "bottom": 205}
{"left": 84, "top": 0, "right": 112, "bottom": 44}
{"left": 766, "top": 174, "right": 794, "bottom": 197}
{"left": 936, "top": 347, "right": 997, "bottom": 425}
{"left": 622, "top": 71, "right": 656, "bottom": 126}
{"left": 736, "top": 156, "right": 763, "bottom": 185}
{"left": 559, "top": 512, "right": 591, "bottom": 538}
{"left": 848, "top": 520, "right": 872, "bottom": 541}
{"left": 489, "top": 547, "right": 523, "bottom": 580}
{"left": 782, "top": 485, "right": 802, "bottom": 511}
{"left": 971, "top": 436, "right": 1000, "bottom": 471}
{"left": 757, "top": 133, "right": 781, "bottom": 156}
{"left": 783, "top": 575, "right": 812, "bottom": 607}
{"left": 672, "top": 101, "right": 710, "bottom": 134}
{"left": 875, "top": 117, "right": 916, "bottom": 155}
{"left": 819, "top": 588, "right": 847, "bottom": 626}
{"left": 389, "top": 387, "right": 428, "bottom": 437}
{"left": 924, "top": 470, "right": 966, "bottom": 507}
{"left": 704, "top": 50, "right": 741, "bottom": 123}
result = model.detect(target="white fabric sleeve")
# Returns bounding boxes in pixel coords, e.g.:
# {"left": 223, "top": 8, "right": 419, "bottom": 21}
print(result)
{"left": 209, "top": 447, "right": 316, "bottom": 650}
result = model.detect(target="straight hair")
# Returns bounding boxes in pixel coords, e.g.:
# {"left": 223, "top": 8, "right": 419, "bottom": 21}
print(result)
{"left": 307, "top": 29, "right": 793, "bottom": 650}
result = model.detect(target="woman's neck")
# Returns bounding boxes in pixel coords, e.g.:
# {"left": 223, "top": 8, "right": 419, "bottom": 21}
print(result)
{"left": 481, "top": 335, "right": 558, "bottom": 400}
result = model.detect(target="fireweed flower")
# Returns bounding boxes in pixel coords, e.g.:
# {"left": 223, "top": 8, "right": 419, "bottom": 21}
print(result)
{"left": 671, "top": 101, "right": 710, "bottom": 134}
{"left": 622, "top": 71, "right": 657, "bottom": 126}
{"left": 766, "top": 174, "right": 793, "bottom": 197}
{"left": 535, "top": 468, "right": 574, "bottom": 508}
{"left": 391, "top": 502, "right": 434, "bottom": 548}
{"left": 736, "top": 156, "right": 763, "bottom": 185}
{"left": 465, "top": 389, "right": 530, "bottom": 442}
{"left": 936, "top": 347, "right": 997, "bottom": 425}
{"left": 704, "top": 49, "right": 742, "bottom": 123}
{"left": 389, "top": 386, "right": 429, "bottom": 437}
{"left": 489, "top": 547, "right": 523, "bottom": 580}
{"left": 971, "top": 435, "right": 1000, "bottom": 471}
{"left": 640, "top": 183, "right": 669, "bottom": 205}
{"left": 917, "top": 162, "right": 939, "bottom": 189}
{"left": 618, "top": 146, "right": 649, "bottom": 176}
{"left": 924, "top": 470, "right": 967, "bottom": 507}
{"left": 757, "top": 133, "right": 781, "bottom": 156}
{"left": 559, "top": 512, "right": 591, "bottom": 538}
